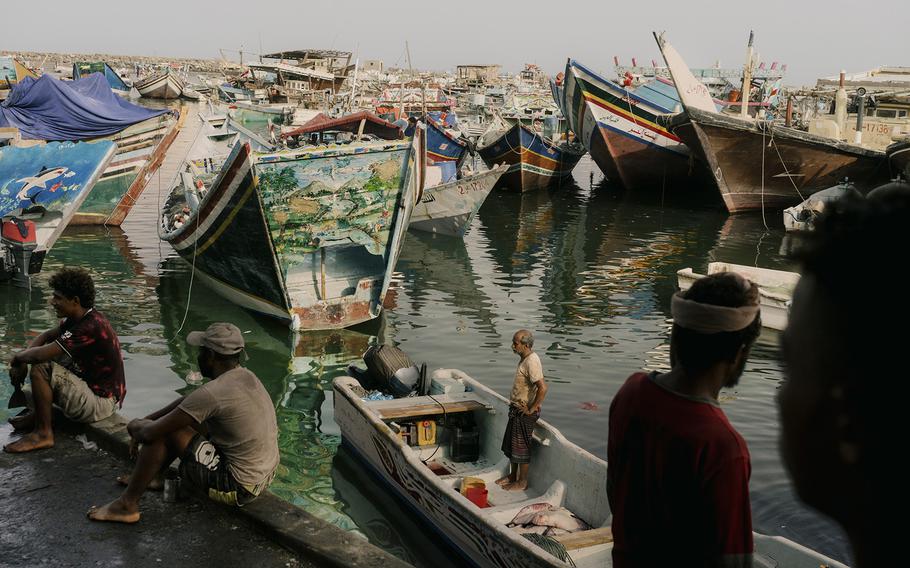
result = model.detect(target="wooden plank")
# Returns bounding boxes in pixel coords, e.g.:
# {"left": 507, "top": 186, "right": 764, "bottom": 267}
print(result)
{"left": 377, "top": 400, "right": 487, "bottom": 420}
{"left": 552, "top": 527, "right": 613, "bottom": 550}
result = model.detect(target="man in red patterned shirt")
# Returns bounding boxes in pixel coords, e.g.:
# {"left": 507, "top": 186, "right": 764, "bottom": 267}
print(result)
{"left": 608, "top": 272, "right": 761, "bottom": 567}
{"left": 5, "top": 267, "right": 126, "bottom": 453}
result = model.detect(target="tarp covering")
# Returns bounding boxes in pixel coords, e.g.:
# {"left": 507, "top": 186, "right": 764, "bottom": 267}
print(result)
{"left": 0, "top": 74, "right": 169, "bottom": 140}
{"left": 72, "top": 62, "right": 130, "bottom": 93}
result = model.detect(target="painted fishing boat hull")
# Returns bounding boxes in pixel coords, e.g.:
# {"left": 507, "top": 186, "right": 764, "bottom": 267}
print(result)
{"left": 564, "top": 59, "right": 698, "bottom": 190}
{"left": 677, "top": 262, "right": 798, "bottom": 330}
{"left": 333, "top": 370, "right": 611, "bottom": 568}
{"left": 161, "top": 132, "right": 424, "bottom": 330}
{"left": 72, "top": 62, "right": 131, "bottom": 96}
{"left": 668, "top": 108, "right": 891, "bottom": 212}
{"left": 887, "top": 139, "right": 910, "bottom": 180}
{"left": 135, "top": 70, "right": 185, "bottom": 100}
{"left": 410, "top": 165, "right": 507, "bottom": 237}
{"left": 426, "top": 118, "right": 468, "bottom": 166}
{"left": 71, "top": 113, "right": 181, "bottom": 226}
{"left": 0, "top": 141, "right": 116, "bottom": 275}
{"left": 477, "top": 123, "right": 585, "bottom": 193}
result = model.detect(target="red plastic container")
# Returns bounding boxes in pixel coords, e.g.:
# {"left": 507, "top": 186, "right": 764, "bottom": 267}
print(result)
{"left": 465, "top": 487, "right": 489, "bottom": 508}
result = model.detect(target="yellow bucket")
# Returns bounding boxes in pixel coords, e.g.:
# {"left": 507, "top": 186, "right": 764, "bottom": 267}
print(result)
{"left": 460, "top": 476, "right": 486, "bottom": 496}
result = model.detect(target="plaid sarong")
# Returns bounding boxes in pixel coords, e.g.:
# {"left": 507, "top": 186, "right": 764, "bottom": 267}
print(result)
{"left": 501, "top": 405, "right": 540, "bottom": 464}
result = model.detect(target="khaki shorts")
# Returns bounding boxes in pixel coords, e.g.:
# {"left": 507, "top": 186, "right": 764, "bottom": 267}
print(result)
{"left": 23, "top": 362, "right": 118, "bottom": 424}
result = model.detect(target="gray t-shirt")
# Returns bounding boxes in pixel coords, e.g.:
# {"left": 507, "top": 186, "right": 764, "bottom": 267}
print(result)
{"left": 179, "top": 367, "right": 279, "bottom": 486}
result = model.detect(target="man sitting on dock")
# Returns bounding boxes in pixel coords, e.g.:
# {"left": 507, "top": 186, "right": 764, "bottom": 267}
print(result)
{"left": 779, "top": 185, "right": 908, "bottom": 568}
{"left": 608, "top": 272, "right": 761, "bottom": 567}
{"left": 5, "top": 267, "right": 126, "bottom": 453}
{"left": 496, "top": 329, "right": 548, "bottom": 491}
{"left": 88, "top": 322, "right": 279, "bottom": 523}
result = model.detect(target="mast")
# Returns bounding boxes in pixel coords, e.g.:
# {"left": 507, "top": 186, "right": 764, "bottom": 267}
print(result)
{"left": 740, "top": 31, "right": 754, "bottom": 120}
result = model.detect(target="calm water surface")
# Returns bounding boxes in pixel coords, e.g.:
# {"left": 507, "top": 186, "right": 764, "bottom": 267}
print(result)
{"left": 0, "top": 150, "right": 850, "bottom": 565}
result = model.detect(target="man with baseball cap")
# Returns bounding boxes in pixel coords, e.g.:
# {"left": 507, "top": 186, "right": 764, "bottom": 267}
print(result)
{"left": 88, "top": 322, "right": 279, "bottom": 524}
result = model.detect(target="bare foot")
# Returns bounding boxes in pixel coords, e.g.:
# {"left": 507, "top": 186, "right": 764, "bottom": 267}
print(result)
{"left": 87, "top": 499, "right": 140, "bottom": 524}
{"left": 505, "top": 480, "right": 528, "bottom": 492}
{"left": 8, "top": 412, "right": 35, "bottom": 432}
{"left": 495, "top": 475, "right": 513, "bottom": 486}
{"left": 3, "top": 432, "right": 54, "bottom": 453}
{"left": 116, "top": 473, "right": 164, "bottom": 491}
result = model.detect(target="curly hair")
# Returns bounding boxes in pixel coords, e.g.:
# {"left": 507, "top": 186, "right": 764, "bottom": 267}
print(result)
{"left": 49, "top": 267, "right": 95, "bottom": 308}
{"left": 671, "top": 272, "right": 762, "bottom": 372}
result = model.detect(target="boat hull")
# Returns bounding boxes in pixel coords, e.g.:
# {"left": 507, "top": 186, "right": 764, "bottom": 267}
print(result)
{"left": 0, "top": 141, "right": 116, "bottom": 276}
{"left": 410, "top": 165, "right": 505, "bottom": 237}
{"left": 477, "top": 123, "right": 584, "bottom": 193}
{"left": 565, "top": 59, "right": 696, "bottom": 190}
{"left": 426, "top": 118, "right": 468, "bottom": 166}
{"left": 162, "top": 135, "right": 424, "bottom": 330}
{"left": 71, "top": 114, "right": 180, "bottom": 226}
{"left": 135, "top": 71, "right": 184, "bottom": 100}
{"left": 672, "top": 108, "right": 891, "bottom": 212}
{"left": 677, "top": 263, "right": 798, "bottom": 330}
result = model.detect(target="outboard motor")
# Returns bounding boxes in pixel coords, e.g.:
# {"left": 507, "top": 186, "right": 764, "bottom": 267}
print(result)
{"left": 1, "top": 217, "right": 37, "bottom": 288}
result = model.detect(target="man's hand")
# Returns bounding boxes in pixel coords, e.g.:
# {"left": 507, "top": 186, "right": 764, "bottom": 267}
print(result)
{"left": 9, "top": 361, "right": 28, "bottom": 384}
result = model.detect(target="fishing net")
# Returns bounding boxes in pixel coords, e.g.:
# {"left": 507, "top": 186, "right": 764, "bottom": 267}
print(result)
{"left": 522, "top": 533, "right": 577, "bottom": 566}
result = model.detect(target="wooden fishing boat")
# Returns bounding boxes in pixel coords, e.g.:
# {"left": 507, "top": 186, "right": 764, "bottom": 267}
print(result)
{"left": 0, "top": 56, "right": 37, "bottom": 100}
{"left": 0, "top": 141, "right": 116, "bottom": 286}
{"left": 562, "top": 59, "right": 704, "bottom": 191}
{"left": 72, "top": 61, "right": 131, "bottom": 96}
{"left": 426, "top": 116, "right": 469, "bottom": 166}
{"left": 655, "top": 33, "right": 890, "bottom": 213}
{"left": 677, "top": 262, "right": 799, "bottom": 330}
{"left": 334, "top": 368, "right": 844, "bottom": 567}
{"left": 887, "top": 138, "right": 910, "bottom": 180}
{"left": 134, "top": 69, "right": 185, "bottom": 100}
{"left": 477, "top": 122, "right": 585, "bottom": 192}
{"left": 410, "top": 164, "right": 507, "bottom": 237}
{"left": 71, "top": 113, "right": 181, "bottom": 226}
{"left": 159, "top": 130, "right": 425, "bottom": 331}
{"left": 334, "top": 369, "right": 610, "bottom": 568}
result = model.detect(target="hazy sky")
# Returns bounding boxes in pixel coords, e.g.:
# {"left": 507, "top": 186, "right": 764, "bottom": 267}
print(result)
{"left": 5, "top": 0, "right": 908, "bottom": 86}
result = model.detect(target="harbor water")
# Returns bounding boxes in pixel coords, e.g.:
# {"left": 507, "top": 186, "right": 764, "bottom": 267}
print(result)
{"left": 0, "top": 153, "right": 850, "bottom": 566}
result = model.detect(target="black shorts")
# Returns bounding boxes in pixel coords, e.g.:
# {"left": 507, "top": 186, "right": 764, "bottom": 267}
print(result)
{"left": 179, "top": 434, "right": 259, "bottom": 506}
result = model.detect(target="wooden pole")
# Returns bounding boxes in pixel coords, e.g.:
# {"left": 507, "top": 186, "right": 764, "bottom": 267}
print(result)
{"left": 740, "top": 31, "right": 754, "bottom": 120}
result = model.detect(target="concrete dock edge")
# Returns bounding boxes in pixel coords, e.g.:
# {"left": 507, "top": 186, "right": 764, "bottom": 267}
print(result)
{"left": 59, "top": 412, "right": 413, "bottom": 568}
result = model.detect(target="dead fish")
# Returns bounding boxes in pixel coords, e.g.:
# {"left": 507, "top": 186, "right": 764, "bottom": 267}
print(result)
{"left": 544, "top": 527, "right": 571, "bottom": 537}
{"left": 510, "top": 502, "right": 554, "bottom": 526}
{"left": 579, "top": 401, "right": 600, "bottom": 411}
{"left": 532, "top": 509, "right": 591, "bottom": 532}
{"left": 512, "top": 525, "right": 548, "bottom": 535}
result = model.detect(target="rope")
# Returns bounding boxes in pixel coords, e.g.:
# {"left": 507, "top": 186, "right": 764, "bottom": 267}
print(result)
{"left": 768, "top": 124, "right": 808, "bottom": 203}
{"left": 760, "top": 122, "right": 768, "bottom": 230}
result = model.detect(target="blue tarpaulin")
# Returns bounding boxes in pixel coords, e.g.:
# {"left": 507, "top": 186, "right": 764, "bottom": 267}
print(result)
{"left": 0, "top": 74, "right": 169, "bottom": 141}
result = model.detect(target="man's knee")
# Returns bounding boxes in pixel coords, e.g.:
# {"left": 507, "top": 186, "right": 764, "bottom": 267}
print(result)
{"left": 30, "top": 363, "right": 52, "bottom": 384}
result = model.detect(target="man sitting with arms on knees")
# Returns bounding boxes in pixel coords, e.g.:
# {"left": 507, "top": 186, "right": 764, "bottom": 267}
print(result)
{"left": 496, "top": 329, "right": 548, "bottom": 492}
{"left": 88, "top": 322, "right": 279, "bottom": 523}
{"left": 608, "top": 272, "right": 761, "bottom": 567}
{"left": 5, "top": 267, "right": 125, "bottom": 453}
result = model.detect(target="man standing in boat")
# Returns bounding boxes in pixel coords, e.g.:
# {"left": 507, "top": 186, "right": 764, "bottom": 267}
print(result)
{"left": 5, "top": 267, "right": 126, "bottom": 453}
{"left": 608, "top": 273, "right": 761, "bottom": 566}
{"left": 496, "top": 329, "right": 548, "bottom": 491}
{"left": 88, "top": 322, "right": 279, "bottom": 523}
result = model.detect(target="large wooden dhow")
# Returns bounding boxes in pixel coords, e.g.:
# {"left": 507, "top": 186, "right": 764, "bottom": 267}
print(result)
{"left": 160, "top": 132, "right": 425, "bottom": 330}
{"left": 562, "top": 59, "right": 700, "bottom": 190}
{"left": 477, "top": 122, "right": 585, "bottom": 192}
{"left": 134, "top": 68, "right": 185, "bottom": 100}
{"left": 655, "top": 32, "right": 891, "bottom": 213}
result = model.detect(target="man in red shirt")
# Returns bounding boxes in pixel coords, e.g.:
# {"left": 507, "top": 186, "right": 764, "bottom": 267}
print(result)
{"left": 5, "top": 267, "right": 126, "bottom": 453}
{"left": 608, "top": 271, "right": 761, "bottom": 567}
